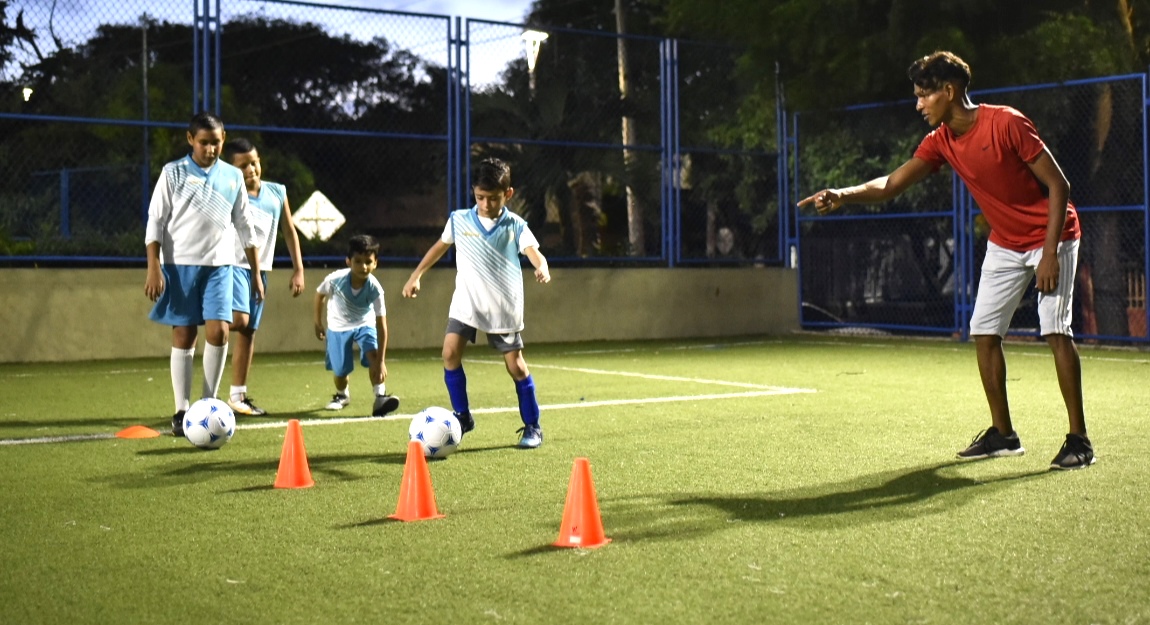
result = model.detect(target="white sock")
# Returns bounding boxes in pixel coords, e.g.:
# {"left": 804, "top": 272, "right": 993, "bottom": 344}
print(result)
{"left": 373, "top": 383, "right": 386, "bottom": 397}
{"left": 201, "top": 342, "right": 229, "bottom": 399}
{"left": 171, "top": 347, "right": 195, "bottom": 412}
{"left": 230, "top": 385, "right": 246, "bottom": 402}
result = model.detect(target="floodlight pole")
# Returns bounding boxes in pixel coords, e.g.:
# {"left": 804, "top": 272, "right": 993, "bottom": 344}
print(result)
{"left": 615, "top": 0, "right": 644, "bottom": 256}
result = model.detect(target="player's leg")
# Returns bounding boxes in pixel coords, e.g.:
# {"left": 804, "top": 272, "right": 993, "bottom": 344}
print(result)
{"left": 324, "top": 329, "right": 354, "bottom": 410}
{"left": 443, "top": 319, "right": 475, "bottom": 434}
{"left": 200, "top": 266, "right": 232, "bottom": 401}
{"left": 227, "top": 267, "right": 266, "bottom": 415}
{"left": 491, "top": 333, "right": 541, "bottom": 448}
{"left": 960, "top": 243, "right": 1030, "bottom": 459}
{"left": 1036, "top": 239, "right": 1093, "bottom": 469}
{"left": 356, "top": 327, "right": 400, "bottom": 417}
{"left": 149, "top": 265, "right": 205, "bottom": 436}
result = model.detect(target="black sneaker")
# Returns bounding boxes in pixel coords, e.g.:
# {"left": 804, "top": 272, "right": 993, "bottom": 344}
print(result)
{"left": 372, "top": 394, "right": 400, "bottom": 417}
{"left": 171, "top": 410, "right": 186, "bottom": 437}
{"left": 956, "top": 427, "right": 1025, "bottom": 459}
{"left": 455, "top": 411, "right": 474, "bottom": 436}
{"left": 1050, "top": 433, "right": 1096, "bottom": 470}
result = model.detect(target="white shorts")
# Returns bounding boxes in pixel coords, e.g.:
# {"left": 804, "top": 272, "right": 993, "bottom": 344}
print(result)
{"left": 970, "top": 238, "right": 1079, "bottom": 338}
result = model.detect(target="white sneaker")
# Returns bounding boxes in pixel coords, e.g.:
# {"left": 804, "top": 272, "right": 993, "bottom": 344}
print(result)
{"left": 325, "top": 394, "right": 350, "bottom": 410}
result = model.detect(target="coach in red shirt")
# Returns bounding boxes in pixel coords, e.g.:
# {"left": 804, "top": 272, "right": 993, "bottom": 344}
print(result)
{"left": 799, "top": 50, "right": 1093, "bottom": 470}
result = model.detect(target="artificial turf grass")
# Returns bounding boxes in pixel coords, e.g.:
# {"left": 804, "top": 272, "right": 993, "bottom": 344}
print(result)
{"left": 2, "top": 336, "right": 1149, "bottom": 624}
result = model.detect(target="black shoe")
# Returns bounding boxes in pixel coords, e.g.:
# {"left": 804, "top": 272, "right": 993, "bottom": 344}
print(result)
{"left": 372, "top": 394, "right": 400, "bottom": 417}
{"left": 171, "top": 410, "right": 186, "bottom": 437}
{"left": 455, "top": 411, "right": 474, "bottom": 436}
{"left": 1050, "top": 433, "right": 1096, "bottom": 470}
{"left": 957, "top": 427, "right": 1025, "bottom": 459}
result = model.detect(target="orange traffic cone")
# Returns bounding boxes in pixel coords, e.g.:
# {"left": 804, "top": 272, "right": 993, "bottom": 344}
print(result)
{"left": 553, "top": 457, "right": 610, "bottom": 548}
{"left": 389, "top": 440, "right": 445, "bottom": 522}
{"left": 274, "top": 419, "right": 314, "bottom": 489}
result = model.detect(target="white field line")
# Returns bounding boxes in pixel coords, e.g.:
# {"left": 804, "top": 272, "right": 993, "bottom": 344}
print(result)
{"left": 468, "top": 358, "right": 810, "bottom": 392}
{"left": 0, "top": 388, "right": 814, "bottom": 446}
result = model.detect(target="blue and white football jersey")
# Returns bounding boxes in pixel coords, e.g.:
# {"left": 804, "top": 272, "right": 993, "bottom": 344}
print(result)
{"left": 316, "top": 268, "right": 386, "bottom": 332}
{"left": 234, "top": 181, "right": 286, "bottom": 270}
{"left": 441, "top": 206, "right": 539, "bottom": 334}
{"left": 145, "top": 155, "right": 256, "bottom": 266}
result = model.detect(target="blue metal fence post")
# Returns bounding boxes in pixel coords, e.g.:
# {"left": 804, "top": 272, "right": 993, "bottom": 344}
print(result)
{"left": 59, "top": 168, "right": 71, "bottom": 239}
{"left": 1143, "top": 70, "right": 1149, "bottom": 339}
{"left": 659, "top": 39, "right": 669, "bottom": 264}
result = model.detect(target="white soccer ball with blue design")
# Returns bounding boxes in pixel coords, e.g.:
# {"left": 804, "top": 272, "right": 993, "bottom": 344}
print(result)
{"left": 183, "top": 398, "right": 236, "bottom": 450}
{"left": 409, "top": 407, "right": 462, "bottom": 459}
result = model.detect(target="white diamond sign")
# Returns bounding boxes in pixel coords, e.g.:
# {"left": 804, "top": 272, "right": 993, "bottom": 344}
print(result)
{"left": 294, "top": 190, "right": 345, "bottom": 241}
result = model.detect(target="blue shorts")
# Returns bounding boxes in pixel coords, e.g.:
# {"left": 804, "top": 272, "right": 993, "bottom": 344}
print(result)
{"left": 232, "top": 267, "right": 268, "bottom": 330}
{"left": 325, "top": 326, "right": 379, "bottom": 377}
{"left": 149, "top": 265, "right": 232, "bottom": 326}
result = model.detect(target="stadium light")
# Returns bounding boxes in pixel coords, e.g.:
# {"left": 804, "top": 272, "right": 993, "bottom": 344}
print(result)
{"left": 22, "top": 86, "right": 32, "bottom": 102}
{"left": 521, "top": 29, "right": 549, "bottom": 94}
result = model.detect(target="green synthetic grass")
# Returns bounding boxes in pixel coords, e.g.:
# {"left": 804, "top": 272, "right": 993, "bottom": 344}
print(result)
{"left": 2, "top": 336, "right": 1149, "bottom": 625}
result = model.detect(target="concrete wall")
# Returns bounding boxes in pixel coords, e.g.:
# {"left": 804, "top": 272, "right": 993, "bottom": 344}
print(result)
{"left": 0, "top": 266, "right": 798, "bottom": 363}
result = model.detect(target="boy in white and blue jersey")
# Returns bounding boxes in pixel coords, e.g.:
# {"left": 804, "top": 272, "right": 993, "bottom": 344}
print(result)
{"left": 402, "top": 158, "right": 551, "bottom": 449}
{"left": 313, "top": 235, "right": 400, "bottom": 417}
{"left": 225, "top": 138, "right": 306, "bottom": 417}
{"left": 144, "top": 112, "right": 263, "bottom": 437}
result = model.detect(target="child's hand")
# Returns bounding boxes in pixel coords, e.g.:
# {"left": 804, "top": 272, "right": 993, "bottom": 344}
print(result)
{"left": 402, "top": 277, "right": 420, "bottom": 298}
{"left": 535, "top": 267, "right": 550, "bottom": 284}
{"left": 314, "top": 323, "right": 326, "bottom": 341}
{"left": 144, "top": 267, "right": 164, "bottom": 301}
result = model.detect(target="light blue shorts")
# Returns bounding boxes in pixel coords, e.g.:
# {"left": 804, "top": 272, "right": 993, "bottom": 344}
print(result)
{"left": 325, "top": 326, "right": 379, "bottom": 377}
{"left": 232, "top": 267, "right": 268, "bottom": 330}
{"left": 149, "top": 265, "right": 232, "bottom": 326}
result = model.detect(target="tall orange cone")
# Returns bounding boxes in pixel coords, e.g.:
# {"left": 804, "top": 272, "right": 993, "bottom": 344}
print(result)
{"left": 553, "top": 457, "right": 610, "bottom": 548}
{"left": 388, "top": 440, "right": 445, "bottom": 521}
{"left": 274, "top": 419, "right": 314, "bottom": 489}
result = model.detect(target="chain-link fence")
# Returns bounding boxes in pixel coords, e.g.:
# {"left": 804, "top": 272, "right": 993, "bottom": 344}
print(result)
{"left": 793, "top": 74, "right": 1149, "bottom": 343}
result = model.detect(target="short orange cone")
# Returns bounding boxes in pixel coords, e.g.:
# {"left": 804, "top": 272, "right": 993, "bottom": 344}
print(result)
{"left": 553, "top": 457, "right": 610, "bottom": 548}
{"left": 115, "top": 425, "right": 160, "bottom": 439}
{"left": 274, "top": 419, "right": 314, "bottom": 489}
{"left": 389, "top": 440, "right": 445, "bottom": 521}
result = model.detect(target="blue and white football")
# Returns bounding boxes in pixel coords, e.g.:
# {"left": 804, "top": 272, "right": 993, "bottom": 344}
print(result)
{"left": 408, "top": 407, "right": 462, "bottom": 459}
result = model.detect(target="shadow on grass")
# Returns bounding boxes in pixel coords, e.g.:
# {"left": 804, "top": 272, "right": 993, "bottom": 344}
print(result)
{"left": 596, "top": 460, "right": 1053, "bottom": 544}
{"left": 92, "top": 451, "right": 409, "bottom": 490}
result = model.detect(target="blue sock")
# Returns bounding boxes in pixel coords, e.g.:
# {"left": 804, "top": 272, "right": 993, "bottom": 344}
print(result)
{"left": 515, "top": 375, "right": 540, "bottom": 427}
{"left": 444, "top": 367, "right": 469, "bottom": 415}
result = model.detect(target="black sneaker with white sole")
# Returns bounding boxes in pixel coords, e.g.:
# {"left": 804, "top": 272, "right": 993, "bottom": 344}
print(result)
{"left": 372, "top": 394, "right": 400, "bottom": 417}
{"left": 956, "top": 427, "right": 1025, "bottom": 459}
{"left": 1050, "top": 433, "right": 1096, "bottom": 470}
{"left": 171, "top": 410, "right": 186, "bottom": 437}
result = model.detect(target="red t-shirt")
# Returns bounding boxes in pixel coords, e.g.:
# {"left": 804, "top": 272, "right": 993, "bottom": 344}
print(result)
{"left": 913, "top": 104, "right": 1080, "bottom": 252}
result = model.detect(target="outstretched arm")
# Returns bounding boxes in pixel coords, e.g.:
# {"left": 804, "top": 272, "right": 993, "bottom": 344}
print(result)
{"left": 797, "top": 157, "right": 933, "bottom": 214}
{"left": 402, "top": 240, "right": 452, "bottom": 298}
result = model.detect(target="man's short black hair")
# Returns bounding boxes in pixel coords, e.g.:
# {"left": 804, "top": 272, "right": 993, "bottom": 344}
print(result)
{"left": 908, "top": 51, "right": 971, "bottom": 92}
{"left": 224, "top": 137, "right": 256, "bottom": 161}
{"left": 473, "top": 157, "right": 511, "bottom": 191}
{"left": 188, "top": 111, "right": 224, "bottom": 135}
{"left": 347, "top": 234, "right": 380, "bottom": 260}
